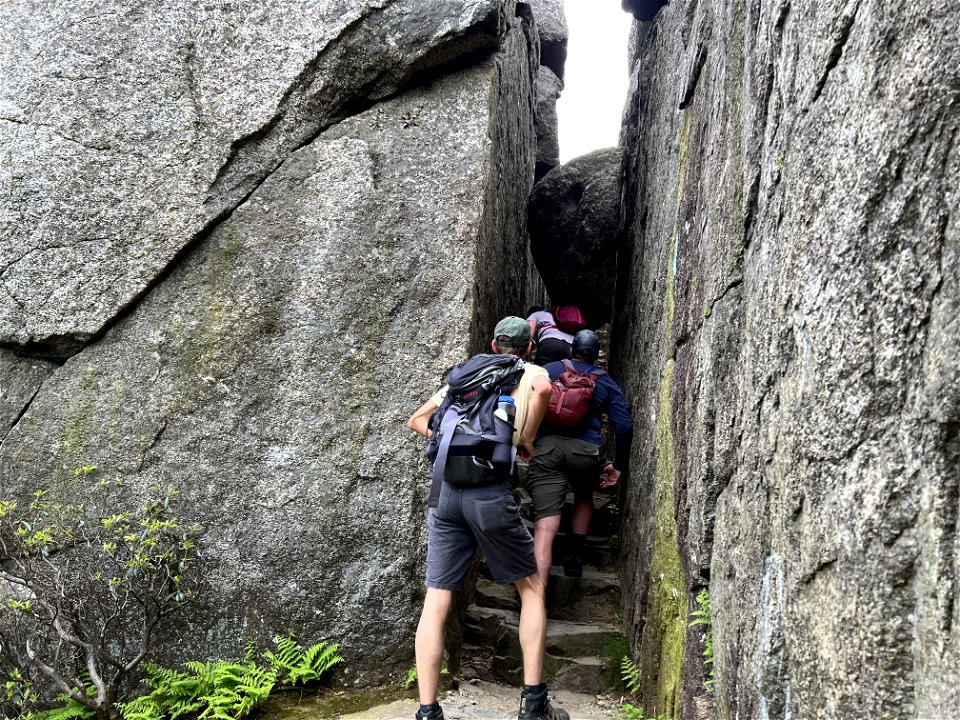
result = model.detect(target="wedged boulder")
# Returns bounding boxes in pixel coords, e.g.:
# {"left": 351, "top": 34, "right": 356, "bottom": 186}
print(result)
{"left": 528, "top": 0, "right": 567, "bottom": 79}
{"left": 621, "top": 0, "right": 669, "bottom": 22}
{"left": 0, "top": 0, "right": 511, "bottom": 355}
{"left": 535, "top": 65, "right": 563, "bottom": 179}
{"left": 0, "top": 8, "right": 539, "bottom": 681}
{"left": 528, "top": 148, "right": 625, "bottom": 328}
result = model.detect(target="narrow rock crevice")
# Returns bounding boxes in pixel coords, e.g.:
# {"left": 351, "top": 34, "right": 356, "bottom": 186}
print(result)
{"left": 206, "top": 0, "right": 504, "bottom": 205}
{"left": 135, "top": 418, "right": 168, "bottom": 472}
{"left": 939, "top": 421, "right": 960, "bottom": 634}
{"left": 741, "top": 169, "right": 761, "bottom": 250}
{"left": 0, "top": 347, "right": 60, "bottom": 456}
{"left": 12, "top": 18, "right": 515, "bottom": 364}
{"left": 678, "top": 44, "right": 707, "bottom": 110}
{"left": 205, "top": 1, "right": 398, "bottom": 197}
{"left": 809, "top": 0, "right": 861, "bottom": 106}
{"left": 1, "top": 384, "right": 43, "bottom": 448}
{"left": 708, "top": 277, "right": 745, "bottom": 312}
{"left": 1, "top": 116, "right": 113, "bottom": 152}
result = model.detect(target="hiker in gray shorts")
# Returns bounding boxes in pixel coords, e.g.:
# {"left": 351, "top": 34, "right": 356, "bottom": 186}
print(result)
{"left": 528, "top": 330, "right": 634, "bottom": 581}
{"left": 406, "top": 316, "right": 570, "bottom": 720}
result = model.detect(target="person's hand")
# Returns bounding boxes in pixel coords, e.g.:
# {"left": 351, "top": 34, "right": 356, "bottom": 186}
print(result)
{"left": 600, "top": 463, "right": 621, "bottom": 489}
{"left": 517, "top": 438, "right": 535, "bottom": 461}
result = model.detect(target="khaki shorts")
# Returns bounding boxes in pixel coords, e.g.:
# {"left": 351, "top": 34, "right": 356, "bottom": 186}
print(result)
{"left": 526, "top": 435, "right": 603, "bottom": 519}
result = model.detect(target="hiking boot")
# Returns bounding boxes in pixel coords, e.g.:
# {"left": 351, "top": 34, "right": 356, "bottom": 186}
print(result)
{"left": 518, "top": 692, "right": 570, "bottom": 720}
{"left": 562, "top": 553, "right": 582, "bottom": 578}
{"left": 415, "top": 704, "right": 444, "bottom": 720}
{"left": 563, "top": 533, "right": 586, "bottom": 577}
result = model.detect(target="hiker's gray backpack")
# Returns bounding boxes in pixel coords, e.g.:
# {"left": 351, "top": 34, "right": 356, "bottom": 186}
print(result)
{"left": 425, "top": 353, "right": 525, "bottom": 507}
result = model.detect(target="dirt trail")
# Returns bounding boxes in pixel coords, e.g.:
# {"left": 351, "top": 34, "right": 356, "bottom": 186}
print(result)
{"left": 339, "top": 679, "right": 620, "bottom": 720}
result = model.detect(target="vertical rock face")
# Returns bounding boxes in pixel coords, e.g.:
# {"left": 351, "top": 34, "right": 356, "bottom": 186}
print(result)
{"left": 527, "top": 0, "right": 567, "bottom": 80}
{"left": 0, "top": 0, "right": 513, "bottom": 355}
{"left": 0, "top": 1, "right": 540, "bottom": 680}
{"left": 615, "top": 0, "right": 959, "bottom": 718}
{"left": 0, "top": 351, "right": 55, "bottom": 434}
{"left": 528, "top": 0, "right": 567, "bottom": 180}
{"left": 534, "top": 66, "right": 564, "bottom": 178}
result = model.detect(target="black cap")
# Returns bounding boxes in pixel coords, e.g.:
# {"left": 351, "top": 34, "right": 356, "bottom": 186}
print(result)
{"left": 572, "top": 329, "right": 601, "bottom": 359}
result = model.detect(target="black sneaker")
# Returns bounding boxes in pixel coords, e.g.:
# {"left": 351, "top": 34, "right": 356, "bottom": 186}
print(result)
{"left": 562, "top": 553, "right": 582, "bottom": 578}
{"left": 518, "top": 693, "right": 570, "bottom": 720}
{"left": 415, "top": 704, "right": 444, "bottom": 720}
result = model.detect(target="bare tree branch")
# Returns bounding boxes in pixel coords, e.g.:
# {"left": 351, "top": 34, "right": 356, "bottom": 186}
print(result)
{"left": 1, "top": 482, "right": 203, "bottom": 720}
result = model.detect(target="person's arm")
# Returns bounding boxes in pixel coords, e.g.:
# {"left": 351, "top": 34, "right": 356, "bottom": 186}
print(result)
{"left": 599, "top": 377, "right": 634, "bottom": 487}
{"left": 517, "top": 373, "right": 552, "bottom": 460}
{"left": 407, "top": 398, "right": 439, "bottom": 438}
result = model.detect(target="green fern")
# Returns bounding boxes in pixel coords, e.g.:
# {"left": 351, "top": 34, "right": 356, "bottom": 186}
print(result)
{"left": 30, "top": 698, "right": 96, "bottom": 720}
{"left": 263, "top": 634, "right": 300, "bottom": 678}
{"left": 620, "top": 656, "right": 642, "bottom": 695}
{"left": 689, "top": 588, "right": 715, "bottom": 693}
{"left": 264, "top": 634, "right": 343, "bottom": 686}
{"left": 402, "top": 666, "right": 446, "bottom": 690}
{"left": 620, "top": 703, "right": 663, "bottom": 720}
{"left": 118, "top": 659, "right": 276, "bottom": 720}
{"left": 27, "top": 680, "right": 97, "bottom": 720}
{"left": 115, "top": 635, "right": 341, "bottom": 720}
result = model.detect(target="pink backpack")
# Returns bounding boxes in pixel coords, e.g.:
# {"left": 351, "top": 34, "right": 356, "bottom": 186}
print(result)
{"left": 552, "top": 306, "right": 586, "bottom": 334}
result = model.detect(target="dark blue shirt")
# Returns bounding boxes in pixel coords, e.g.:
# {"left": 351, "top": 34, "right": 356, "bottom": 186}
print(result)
{"left": 541, "top": 360, "right": 634, "bottom": 449}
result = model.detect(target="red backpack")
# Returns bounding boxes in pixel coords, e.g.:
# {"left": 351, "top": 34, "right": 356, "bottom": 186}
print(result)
{"left": 543, "top": 359, "right": 606, "bottom": 429}
{"left": 551, "top": 306, "right": 586, "bottom": 334}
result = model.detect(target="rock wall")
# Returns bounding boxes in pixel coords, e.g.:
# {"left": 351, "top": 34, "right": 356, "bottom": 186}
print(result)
{"left": 0, "top": 0, "right": 542, "bottom": 681}
{"left": 529, "top": 0, "right": 567, "bottom": 179}
{"left": 0, "top": 0, "right": 510, "bottom": 356}
{"left": 614, "top": 0, "right": 959, "bottom": 717}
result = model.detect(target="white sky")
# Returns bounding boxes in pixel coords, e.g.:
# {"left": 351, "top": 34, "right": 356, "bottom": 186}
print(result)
{"left": 556, "top": 2, "right": 635, "bottom": 163}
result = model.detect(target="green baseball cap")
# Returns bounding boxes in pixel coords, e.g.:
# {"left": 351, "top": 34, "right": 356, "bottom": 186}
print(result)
{"left": 493, "top": 316, "right": 531, "bottom": 347}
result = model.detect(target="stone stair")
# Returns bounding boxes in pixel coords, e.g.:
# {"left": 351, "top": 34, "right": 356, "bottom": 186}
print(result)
{"left": 460, "top": 490, "right": 622, "bottom": 695}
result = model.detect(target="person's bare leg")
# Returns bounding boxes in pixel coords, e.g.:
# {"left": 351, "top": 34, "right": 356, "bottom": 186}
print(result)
{"left": 415, "top": 588, "right": 453, "bottom": 705}
{"left": 570, "top": 498, "right": 592, "bottom": 535}
{"left": 514, "top": 573, "right": 547, "bottom": 685}
{"left": 533, "top": 514, "right": 561, "bottom": 586}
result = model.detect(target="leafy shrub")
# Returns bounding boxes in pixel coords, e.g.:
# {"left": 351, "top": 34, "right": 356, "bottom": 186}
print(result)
{"left": 0, "top": 472, "right": 202, "bottom": 720}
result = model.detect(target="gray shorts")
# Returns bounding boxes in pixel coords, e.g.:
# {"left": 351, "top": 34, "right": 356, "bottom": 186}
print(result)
{"left": 426, "top": 481, "right": 537, "bottom": 589}
{"left": 527, "top": 435, "right": 603, "bottom": 519}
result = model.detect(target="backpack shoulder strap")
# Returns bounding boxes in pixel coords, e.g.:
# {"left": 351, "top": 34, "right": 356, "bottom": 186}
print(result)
{"left": 536, "top": 321, "right": 556, "bottom": 340}
{"left": 428, "top": 404, "right": 464, "bottom": 508}
{"left": 561, "top": 359, "right": 576, "bottom": 373}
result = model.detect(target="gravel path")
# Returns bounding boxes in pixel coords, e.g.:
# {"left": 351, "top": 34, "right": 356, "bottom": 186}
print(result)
{"left": 340, "top": 679, "right": 621, "bottom": 720}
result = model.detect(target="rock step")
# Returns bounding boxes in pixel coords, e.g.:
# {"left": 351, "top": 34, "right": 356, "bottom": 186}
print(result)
{"left": 548, "top": 532, "right": 620, "bottom": 574}
{"left": 545, "top": 568, "right": 620, "bottom": 622}
{"left": 463, "top": 607, "right": 620, "bottom": 694}
{"left": 474, "top": 568, "right": 620, "bottom": 623}
{"left": 517, "top": 488, "right": 621, "bottom": 538}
